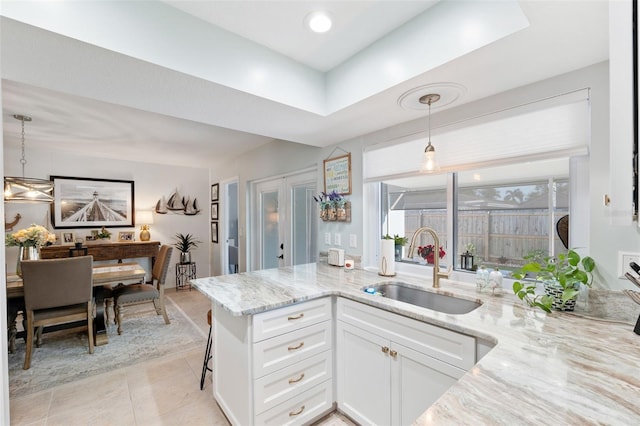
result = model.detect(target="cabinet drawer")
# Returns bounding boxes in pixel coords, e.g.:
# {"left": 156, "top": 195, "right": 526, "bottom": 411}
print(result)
{"left": 338, "top": 298, "right": 475, "bottom": 370}
{"left": 253, "top": 321, "right": 332, "bottom": 378}
{"left": 254, "top": 350, "right": 333, "bottom": 414}
{"left": 254, "top": 379, "right": 333, "bottom": 426}
{"left": 253, "top": 297, "right": 331, "bottom": 342}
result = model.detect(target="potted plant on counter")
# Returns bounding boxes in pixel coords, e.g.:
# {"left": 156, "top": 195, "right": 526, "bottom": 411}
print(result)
{"left": 391, "top": 234, "right": 408, "bottom": 260}
{"left": 174, "top": 233, "right": 201, "bottom": 264}
{"left": 512, "top": 249, "right": 595, "bottom": 313}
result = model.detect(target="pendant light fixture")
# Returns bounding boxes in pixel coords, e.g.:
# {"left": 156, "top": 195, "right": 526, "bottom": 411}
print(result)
{"left": 419, "top": 93, "right": 441, "bottom": 173}
{"left": 4, "top": 114, "right": 54, "bottom": 203}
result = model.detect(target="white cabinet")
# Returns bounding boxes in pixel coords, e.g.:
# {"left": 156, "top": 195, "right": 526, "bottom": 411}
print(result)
{"left": 213, "top": 297, "right": 333, "bottom": 426}
{"left": 336, "top": 322, "right": 391, "bottom": 425}
{"left": 336, "top": 298, "right": 473, "bottom": 426}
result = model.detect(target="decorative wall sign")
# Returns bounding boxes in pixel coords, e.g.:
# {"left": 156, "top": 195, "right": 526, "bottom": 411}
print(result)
{"left": 323, "top": 153, "right": 351, "bottom": 195}
{"left": 51, "top": 176, "right": 134, "bottom": 229}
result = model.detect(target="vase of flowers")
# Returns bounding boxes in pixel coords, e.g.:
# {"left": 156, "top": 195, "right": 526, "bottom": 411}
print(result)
{"left": 417, "top": 244, "right": 446, "bottom": 264}
{"left": 6, "top": 224, "right": 56, "bottom": 277}
{"left": 313, "top": 190, "right": 348, "bottom": 222}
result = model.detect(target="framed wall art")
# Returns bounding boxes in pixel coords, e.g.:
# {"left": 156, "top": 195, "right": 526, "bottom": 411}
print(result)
{"left": 211, "top": 222, "right": 218, "bottom": 243}
{"left": 51, "top": 176, "right": 135, "bottom": 229}
{"left": 211, "top": 202, "right": 219, "bottom": 220}
{"left": 211, "top": 183, "right": 219, "bottom": 202}
{"left": 323, "top": 153, "right": 351, "bottom": 195}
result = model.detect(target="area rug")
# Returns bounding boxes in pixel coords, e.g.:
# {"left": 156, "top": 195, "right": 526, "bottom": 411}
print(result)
{"left": 8, "top": 296, "right": 206, "bottom": 398}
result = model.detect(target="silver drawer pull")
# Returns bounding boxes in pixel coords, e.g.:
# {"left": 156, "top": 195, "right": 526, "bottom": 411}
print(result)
{"left": 287, "top": 342, "right": 304, "bottom": 351}
{"left": 288, "top": 373, "right": 305, "bottom": 384}
{"left": 287, "top": 313, "right": 304, "bottom": 321}
{"left": 289, "top": 405, "right": 305, "bottom": 417}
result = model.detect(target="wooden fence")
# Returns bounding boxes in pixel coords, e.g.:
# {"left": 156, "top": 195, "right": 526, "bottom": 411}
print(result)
{"left": 404, "top": 210, "right": 565, "bottom": 268}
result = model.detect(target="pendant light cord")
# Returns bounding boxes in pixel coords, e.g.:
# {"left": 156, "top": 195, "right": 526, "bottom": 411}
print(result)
{"left": 428, "top": 100, "right": 431, "bottom": 144}
{"left": 19, "top": 117, "right": 27, "bottom": 178}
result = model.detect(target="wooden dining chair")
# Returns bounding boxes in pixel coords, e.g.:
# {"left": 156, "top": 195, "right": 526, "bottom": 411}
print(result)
{"left": 113, "top": 245, "right": 172, "bottom": 334}
{"left": 21, "top": 256, "right": 95, "bottom": 370}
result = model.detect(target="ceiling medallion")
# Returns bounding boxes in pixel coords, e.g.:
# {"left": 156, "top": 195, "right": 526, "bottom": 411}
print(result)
{"left": 397, "top": 82, "right": 467, "bottom": 111}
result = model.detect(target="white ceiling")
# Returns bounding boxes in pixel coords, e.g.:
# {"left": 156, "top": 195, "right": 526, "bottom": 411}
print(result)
{"left": 0, "top": 1, "right": 609, "bottom": 168}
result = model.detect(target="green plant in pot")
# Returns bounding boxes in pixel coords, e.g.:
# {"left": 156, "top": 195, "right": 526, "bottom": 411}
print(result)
{"left": 174, "top": 233, "right": 201, "bottom": 264}
{"left": 512, "top": 249, "right": 595, "bottom": 313}
{"left": 393, "top": 234, "right": 408, "bottom": 260}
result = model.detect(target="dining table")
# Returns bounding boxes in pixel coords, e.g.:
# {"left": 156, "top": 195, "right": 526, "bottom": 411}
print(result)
{"left": 6, "top": 262, "right": 147, "bottom": 350}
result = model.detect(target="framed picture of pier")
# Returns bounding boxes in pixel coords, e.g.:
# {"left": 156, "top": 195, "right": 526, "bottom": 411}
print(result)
{"left": 50, "top": 176, "right": 135, "bottom": 229}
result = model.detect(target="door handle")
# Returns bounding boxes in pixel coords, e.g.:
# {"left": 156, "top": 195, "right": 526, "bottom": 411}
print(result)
{"left": 280, "top": 243, "right": 284, "bottom": 249}
{"left": 277, "top": 254, "right": 284, "bottom": 259}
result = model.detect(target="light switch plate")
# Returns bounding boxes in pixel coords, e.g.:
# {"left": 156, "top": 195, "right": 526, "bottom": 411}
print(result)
{"left": 324, "top": 232, "right": 331, "bottom": 244}
{"left": 618, "top": 251, "right": 640, "bottom": 278}
{"left": 349, "top": 234, "right": 357, "bottom": 248}
{"left": 334, "top": 233, "right": 341, "bottom": 246}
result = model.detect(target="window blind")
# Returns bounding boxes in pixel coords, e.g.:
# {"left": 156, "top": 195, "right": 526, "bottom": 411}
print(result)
{"left": 364, "top": 89, "right": 590, "bottom": 182}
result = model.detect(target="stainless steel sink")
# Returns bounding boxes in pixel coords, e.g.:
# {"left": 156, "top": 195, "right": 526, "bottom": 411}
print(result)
{"left": 363, "top": 282, "right": 481, "bottom": 314}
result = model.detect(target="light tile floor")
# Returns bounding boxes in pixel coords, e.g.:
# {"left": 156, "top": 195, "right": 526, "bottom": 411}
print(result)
{"left": 9, "top": 288, "right": 354, "bottom": 426}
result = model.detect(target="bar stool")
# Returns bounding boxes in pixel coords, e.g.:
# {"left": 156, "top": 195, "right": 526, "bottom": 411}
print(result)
{"left": 200, "top": 309, "right": 213, "bottom": 390}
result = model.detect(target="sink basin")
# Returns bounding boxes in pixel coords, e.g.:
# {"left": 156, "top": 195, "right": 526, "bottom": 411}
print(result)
{"left": 363, "top": 282, "right": 481, "bottom": 314}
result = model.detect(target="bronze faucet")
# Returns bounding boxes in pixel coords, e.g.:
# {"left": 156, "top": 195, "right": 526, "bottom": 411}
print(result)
{"left": 407, "top": 226, "right": 451, "bottom": 288}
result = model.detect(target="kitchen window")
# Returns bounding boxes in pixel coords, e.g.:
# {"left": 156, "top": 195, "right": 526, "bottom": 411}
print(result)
{"left": 365, "top": 89, "right": 590, "bottom": 275}
{"left": 380, "top": 157, "right": 571, "bottom": 274}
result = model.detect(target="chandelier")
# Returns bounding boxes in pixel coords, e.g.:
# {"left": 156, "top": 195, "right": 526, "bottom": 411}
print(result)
{"left": 4, "top": 114, "right": 54, "bottom": 203}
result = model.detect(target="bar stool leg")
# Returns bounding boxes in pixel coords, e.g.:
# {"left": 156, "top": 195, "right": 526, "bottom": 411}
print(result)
{"left": 200, "top": 309, "right": 213, "bottom": 390}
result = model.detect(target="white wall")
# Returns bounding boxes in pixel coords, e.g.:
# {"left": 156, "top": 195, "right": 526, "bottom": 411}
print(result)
{"left": 3, "top": 147, "right": 210, "bottom": 287}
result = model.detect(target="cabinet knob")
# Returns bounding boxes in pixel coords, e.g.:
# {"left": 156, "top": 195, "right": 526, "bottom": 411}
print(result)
{"left": 287, "top": 342, "right": 305, "bottom": 351}
{"left": 289, "top": 405, "right": 305, "bottom": 417}
{"left": 390, "top": 350, "right": 398, "bottom": 358}
{"left": 381, "top": 346, "right": 389, "bottom": 354}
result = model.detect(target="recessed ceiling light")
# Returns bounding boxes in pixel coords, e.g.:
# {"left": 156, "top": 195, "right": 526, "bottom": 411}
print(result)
{"left": 305, "top": 11, "right": 332, "bottom": 33}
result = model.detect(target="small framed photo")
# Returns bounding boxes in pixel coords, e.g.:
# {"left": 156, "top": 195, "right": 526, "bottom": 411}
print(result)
{"left": 118, "top": 231, "right": 135, "bottom": 242}
{"left": 211, "top": 183, "right": 219, "bottom": 201}
{"left": 211, "top": 222, "right": 218, "bottom": 244}
{"left": 211, "top": 203, "right": 219, "bottom": 220}
{"left": 60, "top": 232, "right": 75, "bottom": 245}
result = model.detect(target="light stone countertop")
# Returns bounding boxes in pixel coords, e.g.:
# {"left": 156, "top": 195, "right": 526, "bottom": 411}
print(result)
{"left": 191, "top": 263, "right": 640, "bottom": 425}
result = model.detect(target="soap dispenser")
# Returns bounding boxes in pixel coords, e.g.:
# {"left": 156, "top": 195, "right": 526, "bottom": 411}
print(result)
{"left": 488, "top": 267, "right": 503, "bottom": 296}
{"left": 475, "top": 265, "right": 489, "bottom": 292}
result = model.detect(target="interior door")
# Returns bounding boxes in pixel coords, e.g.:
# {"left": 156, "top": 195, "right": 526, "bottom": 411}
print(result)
{"left": 250, "top": 170, "right": 316, "bottom": 271}
{"left": 224, "top": 179, "right": 239, "bottom": 273}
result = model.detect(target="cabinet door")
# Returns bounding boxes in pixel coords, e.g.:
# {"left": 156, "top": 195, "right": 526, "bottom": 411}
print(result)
{"left": 336, "top": 321, "right": 391, "bottom": 426}
{"left": 390, "top": 342, "right": 466, "bottom": 426}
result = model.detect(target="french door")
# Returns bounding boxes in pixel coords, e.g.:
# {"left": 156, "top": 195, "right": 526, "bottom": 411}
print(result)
{"left": 250, "top": 170, "right": 317, "bottom": 270}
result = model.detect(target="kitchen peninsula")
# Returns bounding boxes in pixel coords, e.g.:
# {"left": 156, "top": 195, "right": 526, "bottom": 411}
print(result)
{"left": 192, "top": 263, "right": 640, "bottom": 425}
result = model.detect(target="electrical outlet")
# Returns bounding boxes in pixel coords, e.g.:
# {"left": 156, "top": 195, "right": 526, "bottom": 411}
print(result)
{"left": 334, "top": 233, "right": 342, "bottom": 246}
{"left": 324, "top": 232, "right": 331, "bottom": 245}
{"left": 618, "top": 251, "right": 640, "bottom": 278}
{"left": 349, "top": 234, "right": 357, "bottom": 248}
